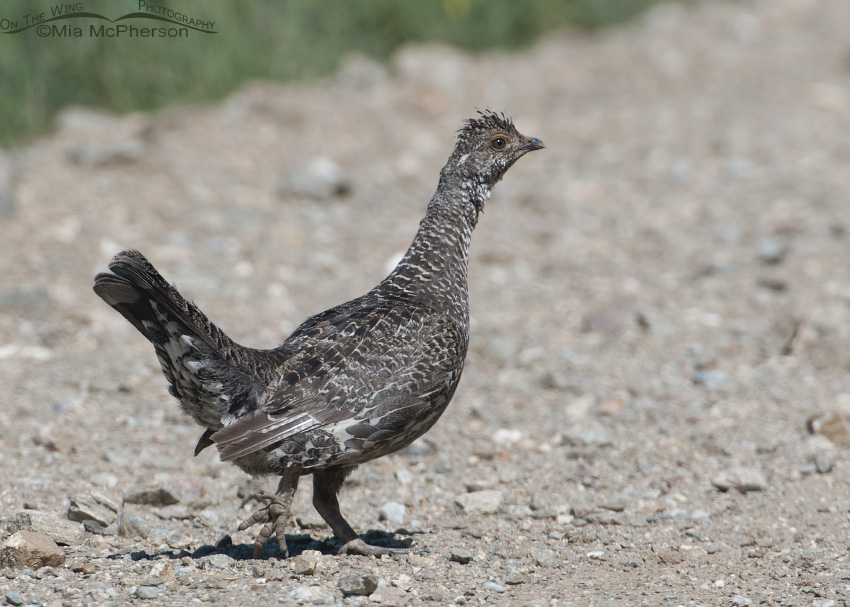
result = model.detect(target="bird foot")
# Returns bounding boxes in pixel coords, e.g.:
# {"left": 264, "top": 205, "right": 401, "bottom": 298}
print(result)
{"left": 238, "top": 490, "right": 268, "bottom": 509}
{"left": 338, "top": 538, "right": 426, "bottom": 557}
{"left": 238, "top": 494, "right": 291, "bottom": 559}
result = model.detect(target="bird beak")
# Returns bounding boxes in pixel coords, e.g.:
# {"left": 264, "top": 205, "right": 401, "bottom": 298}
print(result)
{"left": 520, "top": 137, "right": 545, "bottom": 152}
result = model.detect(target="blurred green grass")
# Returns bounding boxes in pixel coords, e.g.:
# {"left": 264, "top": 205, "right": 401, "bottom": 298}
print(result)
{"left": 0, "top": 0, "right": 660, "bottom": 147}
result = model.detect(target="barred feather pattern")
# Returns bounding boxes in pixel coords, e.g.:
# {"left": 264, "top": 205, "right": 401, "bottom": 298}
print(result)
{"left": 94, "top": 110, "right": 542, "bottom": 480}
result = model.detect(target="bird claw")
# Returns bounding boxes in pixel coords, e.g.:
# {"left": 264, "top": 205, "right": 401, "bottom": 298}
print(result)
{"left": 337, "top": 538, "right": 426, "bottom": 557}
{"left": 238, "top": 495, "right": 291, "bottom": 559}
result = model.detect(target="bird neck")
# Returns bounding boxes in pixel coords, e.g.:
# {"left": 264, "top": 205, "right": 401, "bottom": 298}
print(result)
{"left": 381, "top": 175, "right": 487, "bottom": 306}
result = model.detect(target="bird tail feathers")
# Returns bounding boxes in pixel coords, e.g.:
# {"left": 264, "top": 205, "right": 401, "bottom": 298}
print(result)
{"left": 94, "top": 250, "right": 260, "bottom": 431}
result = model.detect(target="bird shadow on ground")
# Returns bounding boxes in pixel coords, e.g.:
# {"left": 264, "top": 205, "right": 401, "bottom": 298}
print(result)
{"left": 112, "top": 528, "right": 425, "bottom": 562}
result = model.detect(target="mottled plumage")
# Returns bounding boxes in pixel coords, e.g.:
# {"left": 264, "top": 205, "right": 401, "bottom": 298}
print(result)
{"left": 93, "top": 111, "right": 543, "bottom": 558}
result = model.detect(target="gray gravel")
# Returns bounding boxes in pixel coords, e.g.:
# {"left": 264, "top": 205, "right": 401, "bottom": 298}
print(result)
{"left": 2, "top": 0, "right": 850, "bottom": 604}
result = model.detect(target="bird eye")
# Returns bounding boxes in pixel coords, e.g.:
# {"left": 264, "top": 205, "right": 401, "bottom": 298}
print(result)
{"left": 490, "top": 135, "right": 507, "bottom": 151}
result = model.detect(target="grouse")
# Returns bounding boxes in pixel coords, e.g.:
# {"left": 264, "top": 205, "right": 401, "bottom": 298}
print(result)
{"left": 93, "top": 111, "right": 543, "bottom": 558}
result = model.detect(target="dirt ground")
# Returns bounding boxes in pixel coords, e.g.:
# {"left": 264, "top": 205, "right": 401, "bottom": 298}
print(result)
{"left": 2, "top": 0, "right": 850, "bottom": 605}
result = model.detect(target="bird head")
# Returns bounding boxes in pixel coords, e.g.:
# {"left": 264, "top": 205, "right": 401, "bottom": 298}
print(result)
{"left": 443, "top": 110, "right": 544, "bottom": 190}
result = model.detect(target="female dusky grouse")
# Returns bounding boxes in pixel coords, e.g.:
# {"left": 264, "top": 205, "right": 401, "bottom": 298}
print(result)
{"left": 93, "top": 111, "right": 543, "bottom": 558}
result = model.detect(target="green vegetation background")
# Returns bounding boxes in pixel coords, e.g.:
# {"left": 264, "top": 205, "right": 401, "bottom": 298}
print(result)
{"left": 0, "top": 0, "right": 659, "bottom": 147}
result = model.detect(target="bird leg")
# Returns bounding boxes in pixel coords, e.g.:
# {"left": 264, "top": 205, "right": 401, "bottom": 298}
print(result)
{"left": 238, "top": 466, "right": 300, "bottom": 559}
{"left": 312, "top": 467, "right": 423, "bottom": 556}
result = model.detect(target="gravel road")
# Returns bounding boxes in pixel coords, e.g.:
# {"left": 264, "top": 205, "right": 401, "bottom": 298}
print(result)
{"left": 1, "top": 0, "right": 850, "bottom": 605}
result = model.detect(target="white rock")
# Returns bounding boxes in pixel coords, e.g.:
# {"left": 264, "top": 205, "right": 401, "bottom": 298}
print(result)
{"left": 289, "top": 585, "right": 336, "bottom": 604}
{"left": 492, "top": 428, "right": 522, "bottom": 446}
{"left": 711, "top": 467, "right": 767, "bottom": 493}
{"left": 455, "top": 490, "right": 503, "bottom": 516}
{"left": 293, "top": 549, "right": 322, "bottom": 575}
{"left": 1, "top": 511, "right": 84, "bottom": 546}
{"left": 378, "top": 501, "right": 405, "bottom": 524}
{"left": 394, "top": 469, "right": 414, "bottom": 485}
{"left": 278, "top": 157, "right": 351, "bottom": 200}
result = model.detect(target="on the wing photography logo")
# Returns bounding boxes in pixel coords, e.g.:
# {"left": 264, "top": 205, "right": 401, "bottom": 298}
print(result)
{"left": 0, "top": 1, "right": 216, "bottom": 38}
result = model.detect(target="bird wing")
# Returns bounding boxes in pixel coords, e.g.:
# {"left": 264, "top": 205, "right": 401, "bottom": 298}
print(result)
{"left": 212, "top": 299, "right": 463, "bottom": 462}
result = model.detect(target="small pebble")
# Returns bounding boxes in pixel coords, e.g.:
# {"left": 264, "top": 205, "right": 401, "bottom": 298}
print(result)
{"left": 4, "top": 589, "right": 24, "bottom": 606}
{"left": 559, "top": 423, "right": 616, "bottom": 448}
{"left": 293, "top": 550, "right": 321, "bottom": 575}
{"left": 530, "top": 508, "right": 556, "bottom": 520}
{"left": 482, "top": 581, "right": 506, "bottom": 593}
{"left": 123, "top": 484, "right": 181, "bottom": 507}
{"left": 394, "top": 469, "right": 414, "bottom": 485}
{"left": 370, "top": 585, "right": 409, "bottom": 606}
{"left": 137, "top": 575, "right": 164, "bottom": 587}
{"left": 196, "top": 508, "right": 220, "bottom": 527}
{"left": 72, "top": 561, "right": 96, "bottom": 575}
{"left": 711, "top": 467, "right": 767, "bottom": 493}
{"left": 455, "top": 490, "right": 503, "bottom": 516}
{"left": 337, "top": 572, "right": 378, "bottom": 596}
{"left": 807, "top": 411, "right": 850, "bottom": 446}
{"left": 756, "top": 235, "right": 791, "bottom": 264}
{"left": 117, "top": 514, "right": 151, "bottom": 539}
{"left": 585, "top": 511, "right": 623, "bottom": 525}
{"left": 599, "top": 497, "right": 628, "bottom": 512}
{"left": 134, "top": 586, "right": 159, "bottom": 600}
{"left": 289, "top": 585, "right": 336, "bottom": 603}
{"left": 201, "top": 553, "right": 235, "bottom": 570}
{"left": 165, "top": 530, "right": 194, "bottom": 550}
{"left": 806, "top": 435, "right": 837, "bottom": 474}
{"left": 82, "top": 520, "right": 115, "bottom": 536}
{"left": 492, "top": 428, "right": 522, "bottom": 446}
{"left": 149, "top": 562, "right": 176, "bottom": 584}
{"left": 731, "top": 594, "right": 752, "bottom": 605}
{"left": 532, "top": 548, "right": 556, "bottom": 568}
{"left": 506, "top": 504, "right": 532, "bottom": 519}
{"left": 278, "top": 157, "right": 351, "bottom": 200}
{"left": 67, "top": 492, "right": 120, "bottom": 527}
{"left": 378, "top": 501, "right": 405, "bottom": 524}
{"left": 449, "top": 548, "right": 473, "bottom": 564}
{"left": 692, "top": 368, "right": 726, "bottom": 391}
{"left": 154, "top": 505, "right": 191, "bottom": 520}
{"left": 66, "top": 141, "right": 143, "bottom": 167}
{"left": 504, "top": 569, "right": 524, "bottom": 585}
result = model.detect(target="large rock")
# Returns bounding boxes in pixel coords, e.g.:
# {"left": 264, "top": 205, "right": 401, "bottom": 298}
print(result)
{"left": 0, "top": 531, "right": 65, "bottom": 569}
{"left": 68, "top": 492, "right": 120, "bottom": 526}
{"left": 1, "top": 511, "right": 84, "bottom": 546}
